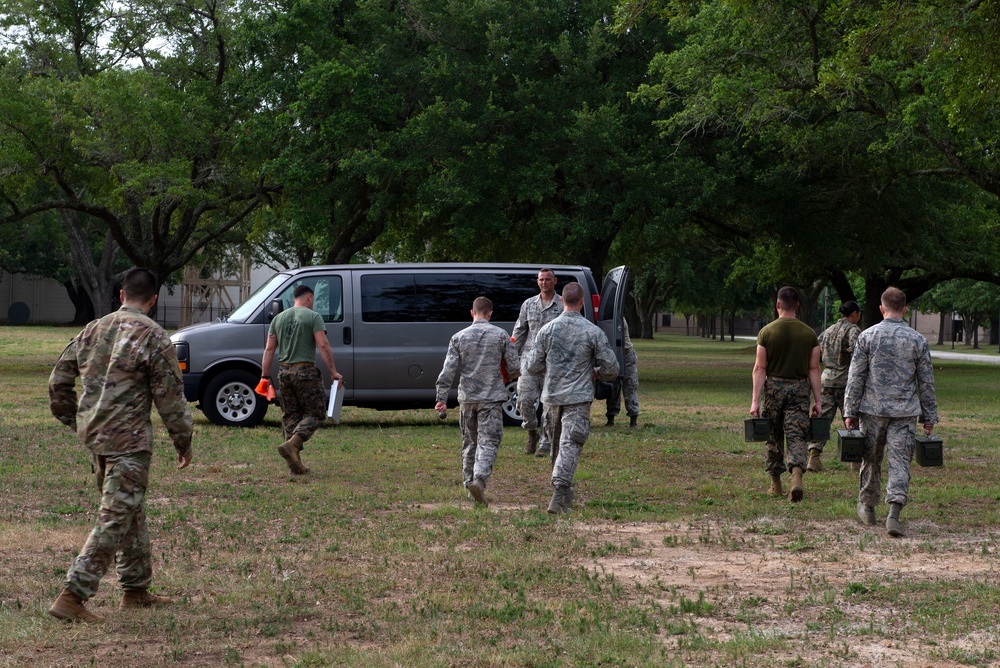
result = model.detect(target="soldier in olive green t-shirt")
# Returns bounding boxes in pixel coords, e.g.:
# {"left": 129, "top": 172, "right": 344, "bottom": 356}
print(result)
{"left": 750, "top": 286, "right": 821, "bottom": 503}
{"left": 260, "top": 284, "right": 342, "bottom": 475}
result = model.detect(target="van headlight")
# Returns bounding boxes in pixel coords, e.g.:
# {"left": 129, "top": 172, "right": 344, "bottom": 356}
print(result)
{"left": 173, "top": 341, "right": 189, "bottom": 372}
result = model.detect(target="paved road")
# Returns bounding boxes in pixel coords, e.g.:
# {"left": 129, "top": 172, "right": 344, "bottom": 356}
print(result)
{"left": 930, "top": 349, "right": 1000, "bottom": 364}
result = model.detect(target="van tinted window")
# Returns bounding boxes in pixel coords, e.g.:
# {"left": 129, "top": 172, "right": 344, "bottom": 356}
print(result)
{"left": 276, "top": 275, "right": 344, "bottom": 323}
{"left": 361, "top": 273, "right": 579, "bottom": 323}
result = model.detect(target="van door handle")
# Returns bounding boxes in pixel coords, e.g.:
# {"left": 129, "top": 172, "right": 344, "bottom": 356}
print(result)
{"left": 343, "top": 327, "right": 352, "bottom": 345}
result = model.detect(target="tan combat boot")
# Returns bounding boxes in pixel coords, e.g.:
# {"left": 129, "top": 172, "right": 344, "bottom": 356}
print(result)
{"left": 525, "top": 430, "right": 539, "bottom": 455}
{"left": 466, "top": 478, "right": 488, "bottom": 507}
{"left": 277, "top": 434, "right": 308, "bottom": 474}
{"left": 806, "top": 448, "right": 823, "bottom": 472}
{"left": 788, "top": 466, "right": 804, "bottom": 502}
{"left": 48, "top": 589, "right": 103, "bottom": 623}
{"left": 120, "top": 589, "right": 174, "bottom": 609}
{"left": 768, "top": 474, "right": 783, "bottom": 497}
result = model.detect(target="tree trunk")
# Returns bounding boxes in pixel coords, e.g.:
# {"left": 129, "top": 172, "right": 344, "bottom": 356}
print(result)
{"left": 61, "top": 210, "right": 120, "bottom": 318}
{"left": 62, "top": 280, "right": 95, "bottom": 325}
{"left": 937, "top": 311, "right": 946, "bottom": 345}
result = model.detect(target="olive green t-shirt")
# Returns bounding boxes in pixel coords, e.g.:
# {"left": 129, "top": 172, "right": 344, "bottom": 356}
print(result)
{"left": 268, "top": 307, "right": 325, "bottom": 364}
{"left": 756, "top": 317, "right": 819, "bottom": 379}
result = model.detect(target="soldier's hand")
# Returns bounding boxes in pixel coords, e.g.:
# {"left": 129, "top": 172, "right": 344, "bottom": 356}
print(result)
{"left": 811, "top": 402, "right": 821, "bottom": 417}
{"left": 923, "top": 423, "right": 934, "bottom": 436}
{"left": 434, "top": 401, "right": 446, "bottom": 413}
{"left": 177, "top": 452, "right": 192, "bottom": 469}
{"left": 844, "top": 417, "right": 857, "bottom": 430}
{"left": 749, "top": 401, "right": 760, "bottom": 418}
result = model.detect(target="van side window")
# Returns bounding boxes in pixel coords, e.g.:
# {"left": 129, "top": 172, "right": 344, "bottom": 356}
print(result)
{"left": 362, "top": 274, "right": 476, "bottom": 322}
{"left": 276, "top": 276, "right": 344, "bottom": 323}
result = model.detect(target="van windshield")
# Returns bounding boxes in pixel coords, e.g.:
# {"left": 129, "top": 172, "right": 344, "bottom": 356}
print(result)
{"left": 226, "top": 273, "right": 292, "bottom": 323}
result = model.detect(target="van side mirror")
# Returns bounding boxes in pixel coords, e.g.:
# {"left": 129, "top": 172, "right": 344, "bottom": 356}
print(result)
{"left": 268, "top": 299, "right": 284, "bottom": 322}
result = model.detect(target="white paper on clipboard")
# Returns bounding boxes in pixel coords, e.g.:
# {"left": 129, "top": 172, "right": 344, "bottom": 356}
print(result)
{"left": 326, "top": 379, "right": 345, "bottom": 423}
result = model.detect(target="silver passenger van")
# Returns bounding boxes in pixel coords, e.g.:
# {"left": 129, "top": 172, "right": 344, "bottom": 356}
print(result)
{"left": 170, "top": 263, "right": 630, "bottom": 427}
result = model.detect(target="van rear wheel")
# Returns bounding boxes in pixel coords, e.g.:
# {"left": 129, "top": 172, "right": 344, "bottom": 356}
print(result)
{"left": 202, "top": 370, "right": 269, "bottom": 427}
{"left": 502, "top": 381, "right": 521, "bottom": 427}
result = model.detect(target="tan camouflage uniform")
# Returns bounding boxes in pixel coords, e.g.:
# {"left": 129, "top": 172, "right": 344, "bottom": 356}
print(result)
{"left": 436, "top": 320, "right": 520, "bottom": 486}
{"left": 844, "top": 317, "right": 938, "bottom": 509}
{"left": 606, "top": 320, "right": 639, "bottom": 420}
{"left": 525, "top": 311, "right": 619, "bottom": 490}
{"left": 512, "top": 293, "right": 563, "bottom": 441}
{"left": 48, "top": 305, "right": 193, "bottom": 601}
{"left": 809, "top": 317, "right": 860, "bottom": 453}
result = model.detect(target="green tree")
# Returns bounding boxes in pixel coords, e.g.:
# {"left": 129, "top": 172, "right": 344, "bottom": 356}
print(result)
{"left": 0, "top": 0, "right": 279, "bottom": 314}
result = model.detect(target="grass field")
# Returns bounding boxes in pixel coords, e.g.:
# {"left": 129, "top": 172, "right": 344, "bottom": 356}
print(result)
{"left": 1, "top": 327, "right": 999, "bottom": 667}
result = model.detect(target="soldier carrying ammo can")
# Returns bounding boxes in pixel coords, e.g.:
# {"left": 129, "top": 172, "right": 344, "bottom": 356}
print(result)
{"left": 844, "top": 287, "right": 938, "bottom": 537}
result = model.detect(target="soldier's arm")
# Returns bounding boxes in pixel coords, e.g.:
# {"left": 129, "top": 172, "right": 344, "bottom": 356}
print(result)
{"left": 261, "top": 333, "right": 277, "bottom": 379}
{"left": 808, "top": 346, "right": 822, "bottom": 417}
{"left": 511, "top": 302, "right": 529, "bottom": 354}
{"left": 846, "top": 324, "right": 860, "bottom": 355}
{"left": 48, "top": 339, "right": 80, "bottom": 431}
{"left": 435, "top": 338, "right": 461, "bottom": 405}
{"left": 524, "top": 330, "right": 548, "bottom": 376}
{"left": 750, "top": 345, "right": 767, "bottom": 417}
{"left": 915, "top": 341, "right": 938, "bottom": 427}
{"left": 315, "top": 331, "right": 342, "bottom": 382}
{"left": 503, "top": 337, "right": 521, "bottom": 382}
{"left": 842, "top": 338, "right": 869, "bottom": 429}
{"left": 594, "top": 332, "right": 620, "bottom": 381}
{"left": 149, "top": 339, "right": 194, "bottom": 461}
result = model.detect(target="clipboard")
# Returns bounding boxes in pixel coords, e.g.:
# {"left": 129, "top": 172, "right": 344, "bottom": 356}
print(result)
{"left": 326, "top": 379, "right": 345, "bottom": 423}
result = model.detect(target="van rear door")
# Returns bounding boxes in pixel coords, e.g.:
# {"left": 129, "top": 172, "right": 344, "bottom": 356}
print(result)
{"left": 597, "top": 266, "right": 630, "bottom": 373}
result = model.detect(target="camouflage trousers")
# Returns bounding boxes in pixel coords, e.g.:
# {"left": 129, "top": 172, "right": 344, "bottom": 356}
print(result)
{"left": 517, "top": 374, "right": 551, "bottom": 448}
{"left": 762, "top": 377, "right": 810, "bottom": 475}
{"left": 858, "top": 414, "right": 917, "bottom": 508}
{"left": 543, "top": 402, "right": 591, "bottom": 488}
{"left": 65, "top": 451, "right": 153, "bottom": 601}
{"left": 607, "top": 348, "right": 639, "bottom": 418}
{"left": 459, "top": 401, "right": 504, "bottom": 486}
{"left": 278, "top": 364, "right": 326, "bottom": 444}
{"left": 807, "top": 384, "right": 845, "bottom": 453}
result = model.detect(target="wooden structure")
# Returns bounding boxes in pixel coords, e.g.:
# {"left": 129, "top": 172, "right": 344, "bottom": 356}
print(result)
{"left": 179, "top": 251, "right": 251, "bottom": 327}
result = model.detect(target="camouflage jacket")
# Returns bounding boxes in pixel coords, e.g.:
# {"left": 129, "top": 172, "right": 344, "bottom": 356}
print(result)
{"left": 48, "top": 306, "right": 194, "bottom": 457}
{"left": 818, "top": 318, "right": 861, "bottom": 387}
{"left": 436, "top": 320, "right": 521, "bottom": 404}
{"left": 525, "top": 310, "right": 619, "bottom": 406}
{"left": 843, "top": 317, "right": 938, "bottom": 423}
{"left": 511, "top": 293, "right": 563, "bottom": 362}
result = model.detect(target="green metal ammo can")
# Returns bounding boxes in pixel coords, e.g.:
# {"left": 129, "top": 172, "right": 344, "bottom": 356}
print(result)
{"left": 744, "top": 418, "right": 770, "bottom": 442}
{"left": 915, "top": 435, "right": 943, "bottom": 467}
{"left": 837, "top": 429, "right": 864, "bottom": 463}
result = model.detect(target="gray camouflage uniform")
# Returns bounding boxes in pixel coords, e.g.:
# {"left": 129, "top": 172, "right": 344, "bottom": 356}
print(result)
{"left": 525, "top": 311, "right": 619, "bottom": 490}
{"left": 49, "top": 305, "right": 194, "bottom": 602}
{"left": 809, "top": 318, "right": 860, "bottom": 453}
{"left": 436, "top": 320, "right": 521, "bottom": 487}
{"left": 843, "top": 317, "right": 938, "bottom": 509}
{"left": 606, "top": 320, "right": 639, "bottom": 420}
{"left": 512, "top": 293, "right": 563, "bottom": 440}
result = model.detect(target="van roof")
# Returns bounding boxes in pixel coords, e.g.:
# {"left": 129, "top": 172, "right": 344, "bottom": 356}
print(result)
{"left": 285, "top": 263, "right": 593, "bottom": 273}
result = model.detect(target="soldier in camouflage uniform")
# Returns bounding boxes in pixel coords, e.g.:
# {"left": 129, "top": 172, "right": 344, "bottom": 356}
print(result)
{"left": 524, "top": 283, "right": 619, "bottom": 513}
{"left": 844, "top": 287, "right": 938, "bottom": 537}
{"left": 47, "top": 267, "right": 194, "bottom": 623}
{"left": 512, "top": 268, "right": 563, "bottom": 456}
{"left": 261, "top": 284, "right": 342, "bottom": 475}
{"left": 750, "top": 286, "right": 822, "bottom": 503}
{"left": 806, "top": 301, "right": 862, "bottom": 472}
{"left": 435, "top": 297, "right": 521, "bottom": 507}
{"left": 606, "top": 319, "right": 639, "bottom": 428}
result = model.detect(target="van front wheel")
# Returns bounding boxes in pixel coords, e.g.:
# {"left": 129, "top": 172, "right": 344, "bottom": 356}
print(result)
{"left": 203, "top": 370, "right": 269, "bottom": 427}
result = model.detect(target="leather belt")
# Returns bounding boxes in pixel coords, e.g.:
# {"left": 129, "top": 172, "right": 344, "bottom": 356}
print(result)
{"left": 281, "top": 362, "right": 315, "bottom": 367}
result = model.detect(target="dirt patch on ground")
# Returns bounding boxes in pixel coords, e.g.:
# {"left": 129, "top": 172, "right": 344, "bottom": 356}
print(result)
{"left": 581, "top": 518, "right": 1000, "bottom": 667}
